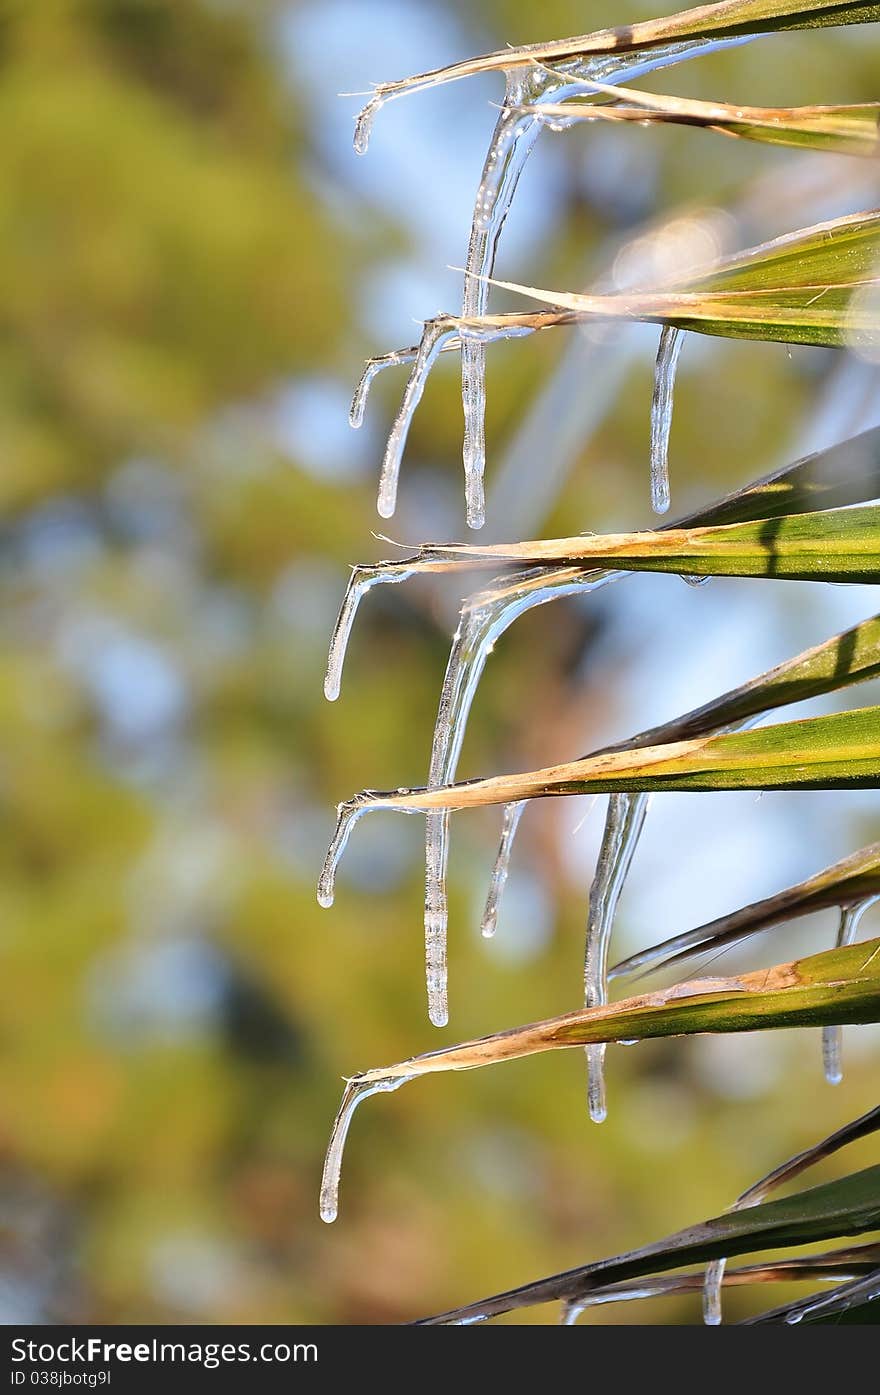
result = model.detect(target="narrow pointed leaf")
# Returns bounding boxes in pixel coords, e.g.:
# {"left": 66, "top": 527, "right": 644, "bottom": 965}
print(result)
{"left": 348, "top": 940, "right": 880, "bottom": 1095}
{"left": 471, "top": 209, "right": 880, "bottom": 349}
{"left": 329, "top": 425, "right": 880, "bottom": 700}
{"left": 416, "top": 1164, "right": 880, "bottom": 1324}
{"left": 354, "top": 1, "right": 880, "bottom": 135}
{"left": 328, "top": 708, "right": 880, "bottom": 842}
{"left": 321, "top": 942, "right": 880, "bottom": 1231}
{"left": 527, "top": 85, "right": 880, "bottom": 156}
{"left": 371, "top": 503, "right": 880, "bottom": 585}
{"left": 747, "top": 1269, "right": 880, "bottom": 1322}
{"left": 613, "top": 842, "right": 880, "bottom": 978}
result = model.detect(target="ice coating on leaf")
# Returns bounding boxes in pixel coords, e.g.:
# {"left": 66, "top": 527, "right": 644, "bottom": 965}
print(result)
{"left": 650, "top": 326, "right": 685, "bottom": 514}
{"left": 319, "top": 1074, "right": 411, "bottom": 1223}
{"left": 822, "top": 895, "right": 880, "bottom": 1084}
{"left": 584, "top": 793, "right": 651, "bottom": 1122}
{"left": 324, "top": 563, "right": 417, "bottom": 702}
{"left": 481, "top": 800, "right": 527, "bottom": 938}
{"left": 350, "top": 346, "right": 421, "bottom": 428}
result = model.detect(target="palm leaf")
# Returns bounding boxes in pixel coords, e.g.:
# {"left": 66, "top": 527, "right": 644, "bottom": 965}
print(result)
{"left": 473, "top": 209, "right": 880, "bottom": 348}
{"left": 613, "top": 843, "right": 880, "bottom": 979}
{"left": 366, "top": 503, "right": 880, "bottom": 584}
{"left": 324, "top": 708, "right": 880, "bottom": 832}
{"left": 415, "top": 1162, "right": 880, "bottom": 1324}
{"left": 524, "top": 84, "right": 880, "bottom": 157}
{"left": 319, "top": 940, "right": 880, "bottom": 1226}
{"left": 353, "top": 1, "right": 880, "bottom": 149}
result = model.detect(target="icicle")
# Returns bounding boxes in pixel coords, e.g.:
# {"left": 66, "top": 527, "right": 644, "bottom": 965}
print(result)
{"left": 355, "top": 42, "right": 739, "bottom": 529}
{"left": 481, "top": 800, "right": 527, "bottom": 937}
{"left": 317, "top": 792, "right": 417, "bottom": 909}
{"left": 457, "top": 37, "right": 734, "bottom": 530}
{"left": 353, "top": 94, "right": 384, "bottom": 155}
{"left": 324, "top": 563, "right": 415, "bottom": 702}
{"left": 378, "top": 317, "right": 459, "bottom": 519}
{"left": 425, "top": 812, "right": 449, "bottom": 1027}
{"left": 350, "top": 346, "right": 420, "bottom": 428}
{"left": 460, "top": 68, "right": 545, "bottom": 530}
{"left": 584, "top": 793, "right": 651, "bottom": 1122}
{"left": 783, "top": 1272, "right": 880, "bottom": 1325}
{"left": 703, "top": 1259, "right": 725, "bottom": 1325}
{"left": 422, "top": 568, "right": 622, "bottom": 1027}
{"left": 319, "top": 1074, "right": 411, "bottom": 1223}
{"left": 822, "top": 895, "right": 880, "bottom": 1085}
{"left": 649, "top": 326, "right": 684, "bottom": 514}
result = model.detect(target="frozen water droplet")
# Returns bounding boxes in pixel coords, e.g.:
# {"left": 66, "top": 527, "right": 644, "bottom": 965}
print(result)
{"left": 584, "top": 793, "right": 650, "bottom": 1121}
{"left": 649, "top": 326, "right": 684, "bottom": 515}
{"left": 822, "top": 895, "right": 879, "bottom": 1085}
{"left": 320, "top": 1074, "right": 410, "bottom": 1223}
{"left": 481, "top": 800, "right": 527, "bottom": 937}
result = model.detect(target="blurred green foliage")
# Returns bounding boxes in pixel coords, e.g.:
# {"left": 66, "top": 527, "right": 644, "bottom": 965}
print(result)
{"left": 1, "top": 0, "right": 878, "bottom": 1325}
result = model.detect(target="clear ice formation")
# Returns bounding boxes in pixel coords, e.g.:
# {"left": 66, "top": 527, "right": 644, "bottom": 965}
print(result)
{"left": 424, "top": 568, "right": 622, "bottom": 1023}
{"left": 650, "top": 326, "right": 684, "bottom": 514}
{"left": 584, "top": 792, "right": 651, "bottom": 1122}
{"left": 324, "top": 562, "right": 418, "bottom": 703}
{"left": 317, "top": 791, "right": 421, "bottom": 910}
{"left": 354, "top": 37, "right": 747, "bottom": 528}
{"left": 481, "top": 800, "right": 527, "bottom": 938}
{"left": 822, "top": 895, "right": 880, "bottom": 1085}
{"left": 320, "top": 1074, "right": 411, "bottom": 1223}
